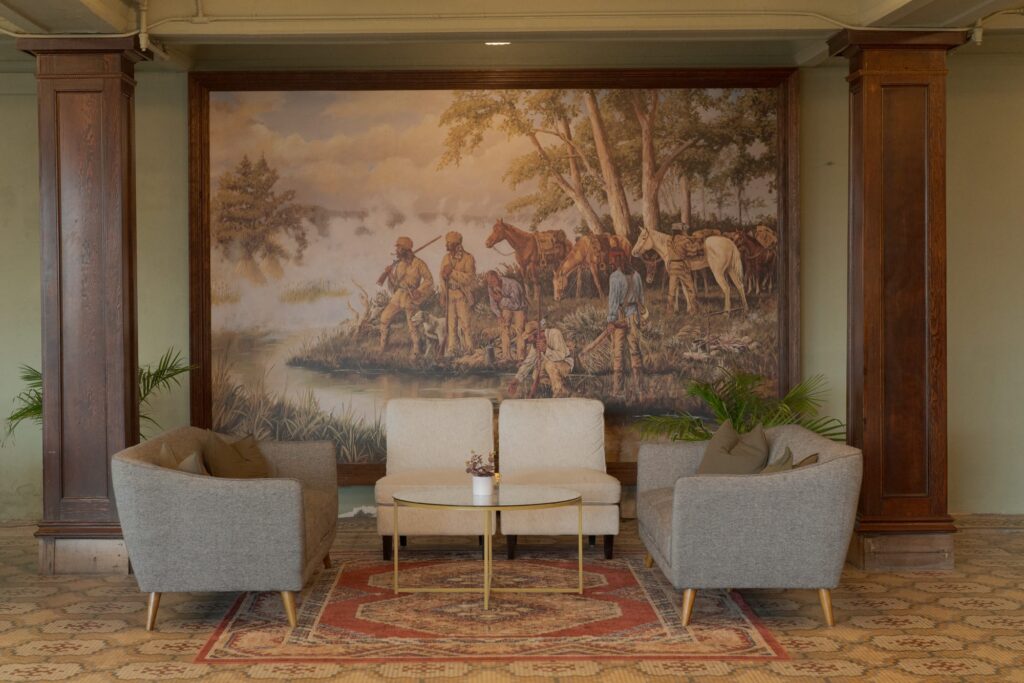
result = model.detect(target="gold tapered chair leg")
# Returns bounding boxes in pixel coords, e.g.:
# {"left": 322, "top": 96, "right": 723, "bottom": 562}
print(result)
{"left": 323, "top": 554, "right": 332, "bottom": 569}
{"left": 818, "top": 588, "right": 835, "bottom": 626}
{"left": 281, "top": 591, "right": 298, "bottom": 628}
{"left": 681, "top": 589, "right": 696, "bottom": 626}
{"left": 643, "top": 553, "right": 654, "bottom": 569}
{"left": 145, "top": 592, "right": 160, "bottom": 631}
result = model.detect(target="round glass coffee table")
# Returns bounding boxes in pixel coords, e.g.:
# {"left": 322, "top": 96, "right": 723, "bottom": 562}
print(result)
{"left": 391, "top": 485, "right": 583, "bottom": 609}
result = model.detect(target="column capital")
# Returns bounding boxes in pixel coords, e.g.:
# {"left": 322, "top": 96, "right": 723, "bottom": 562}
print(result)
{"left": 17, "top": 35, "right": 147, "bottom": 59}
{"left": 828, "top": 29, "right": 970, "bottom": 58}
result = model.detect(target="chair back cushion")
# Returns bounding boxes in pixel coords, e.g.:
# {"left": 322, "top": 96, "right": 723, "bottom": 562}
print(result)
{"left": 385, "top": 398, "right": 494, "bottom": 473}
{"left": 499, "top": 398, "right": 606, "bottom": 473}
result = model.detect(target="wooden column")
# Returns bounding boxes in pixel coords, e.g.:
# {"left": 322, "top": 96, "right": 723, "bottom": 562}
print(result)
{"left": 830, "top": 30, "right": 968, "bottom": 571}
{"left": 17, "top": 37, "right": 148, "bottom": 573}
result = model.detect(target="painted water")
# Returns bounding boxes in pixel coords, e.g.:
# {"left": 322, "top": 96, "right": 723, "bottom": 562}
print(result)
{"left": 218, "top": 328, "right": 506, "bottom": 426}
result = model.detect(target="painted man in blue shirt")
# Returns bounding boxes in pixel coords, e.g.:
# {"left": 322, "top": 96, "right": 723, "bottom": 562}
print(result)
{"left": 605, "top": 247, "right": 644, "bottom": 396}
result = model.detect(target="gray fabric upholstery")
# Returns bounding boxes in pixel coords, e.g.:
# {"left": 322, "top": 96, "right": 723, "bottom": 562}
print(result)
{"left": 637, "top": 425, "right": 862, "bottom": 590}
{"left": 111, "top": 426, "right": 337, "bottom": 594}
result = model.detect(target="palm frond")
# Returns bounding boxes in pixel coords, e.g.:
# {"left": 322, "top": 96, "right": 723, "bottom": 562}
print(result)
{"left": 138, "top": 348, "right": 193, "bottom": 406}
{"left": 636, "top": 413, "right": 712, "bottom": 441}
{"left": 637, "top": 367, "right": 846, "bottom": 443}
{"left": 5, "top": 349, "right": 194, "bottom": 444}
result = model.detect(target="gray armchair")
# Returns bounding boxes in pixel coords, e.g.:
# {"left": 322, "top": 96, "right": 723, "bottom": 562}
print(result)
{"left": 111, "top": 426, "right": 337, "bottom": 630}
{"left": 637, "top": 425, "right": 861, "bottom": 626}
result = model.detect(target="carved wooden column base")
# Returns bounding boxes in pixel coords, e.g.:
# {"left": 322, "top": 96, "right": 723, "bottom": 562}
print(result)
{"left": 849, "top": 532, "right": 954, "bottom": 572}
{"left": 35, "top": 523, "right": 129, "bottom": 574}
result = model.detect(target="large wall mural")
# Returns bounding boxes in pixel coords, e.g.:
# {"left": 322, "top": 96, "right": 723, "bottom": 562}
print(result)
{"left": 193, "top": 72, "right": 798, "bottom": 465}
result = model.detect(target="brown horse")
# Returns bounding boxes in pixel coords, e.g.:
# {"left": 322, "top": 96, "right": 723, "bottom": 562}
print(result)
{"left": 726, "top": 230, "right": 776, "bottom": 295}
{"left": 552, "top": 233, "right": 632, "bottom": 301}
{"left": 485, "top": 218, "right": 568, "bottom": 297}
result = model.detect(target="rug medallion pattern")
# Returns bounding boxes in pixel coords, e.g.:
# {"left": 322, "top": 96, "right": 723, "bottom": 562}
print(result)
{"left": 196, "top": 553, "right": 784, "bottom": 663}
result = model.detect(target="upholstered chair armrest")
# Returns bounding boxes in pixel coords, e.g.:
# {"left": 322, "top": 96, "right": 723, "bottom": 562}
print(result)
{"left": 669, "top": 453, "right": 862, "bottom": 589}
{"left": 112, "top": 460, "right": 306, "bottom": 593}
{"left": 637, "top": 441, "right": 707, "bottom": 494}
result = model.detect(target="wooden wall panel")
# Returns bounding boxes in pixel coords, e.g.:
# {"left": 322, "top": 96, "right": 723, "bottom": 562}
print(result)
{"left": 880, "top": 85, "right": 929, "bottom": 498}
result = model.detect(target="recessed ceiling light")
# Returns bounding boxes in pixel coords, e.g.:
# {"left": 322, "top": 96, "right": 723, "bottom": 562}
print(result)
{"left": 485, "top": 41, "right": 511, "bottom": 46}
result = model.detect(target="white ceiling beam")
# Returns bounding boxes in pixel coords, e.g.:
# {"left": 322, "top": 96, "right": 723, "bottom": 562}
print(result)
{"left": 78, "top": 0, "right": 136, "bottom": 33}
{"left": 0, "top": 0, "right": 48, "bottom": 32}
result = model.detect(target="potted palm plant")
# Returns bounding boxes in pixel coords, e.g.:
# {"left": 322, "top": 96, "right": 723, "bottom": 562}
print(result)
{"left": 3, "top": 348, "right": 193, "bottom": 444}
{"left": 638, "top": 370, "right": 846, "bottom": 441}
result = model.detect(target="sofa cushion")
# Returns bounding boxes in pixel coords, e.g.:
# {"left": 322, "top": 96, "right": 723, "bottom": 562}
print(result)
{"left": 498, "top": 468, "right": 621, "bottom": 504}
{"left": 203, "top": 433, "right": 270, "bottom": 479}
{"left": 637, "top": 487, "right": 674, "bottom": 561}
{"left": 698, "top": 421, "right": 769, "bottom": 475}
{"left": 499, "top": 399, "right": 605, "bottom": 473}
{"left": 303, "top": 488, "right": 336, "bottom": 560}
{"left": 760, "top": 447, "right": 793, "bottom": 474}
{"left": 759, "top": 447, "right": 821, "bottom": 474}
{"left": 375, "top": 470, "right": 474, "bottom": 504}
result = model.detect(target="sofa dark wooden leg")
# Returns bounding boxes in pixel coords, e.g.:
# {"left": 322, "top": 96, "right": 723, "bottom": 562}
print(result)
{"left": 603, "top": 535, "right": 614, "bottom": 559}
{"left": 478, "top": 535, "right": 484, "bottom": 545}
{"left": 382, "top": 536, "right": 393, "bottom": 561}
{"left": 588, "top": 535, "right": 596, "bottom": 547}
{"left": 506, "top": 535, "right": 517, "bottom": 560}
{"left": 400, "top": 535, "right": 408, "bottom": 547}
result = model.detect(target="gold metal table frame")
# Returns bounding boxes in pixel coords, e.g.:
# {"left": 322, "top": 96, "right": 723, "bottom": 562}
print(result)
{"left": 392, "top": 487, "right": 584, "bottom": 609}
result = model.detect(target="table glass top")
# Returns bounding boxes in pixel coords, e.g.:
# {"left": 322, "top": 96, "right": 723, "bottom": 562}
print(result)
{"left": 393, "top": 485, "right": 580, "bottom": 508}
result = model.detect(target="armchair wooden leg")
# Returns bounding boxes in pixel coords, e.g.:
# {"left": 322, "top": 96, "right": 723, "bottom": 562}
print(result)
{"left": 506, "top": 535, "right": 517, "bottom": 560}
{"left": 323, "top": 554, "right": 332, "bottom": 569}
{"left": 281, "top": 591, "right": 298, "bottom": 628}
{"left": 681, "top": 589, "right": 696, "bottom": 626}
{"left": 643, "top": 553, "right": 654, "bottom": 568}
{"left": 382, "top": 536, "right": 393, "bottom": 561}
{"left": 400, "top": 535, "right": 408, "bottom": 547}
{"left": 145, "top": 592, "right": 160, "bottom": 632}
{"left": 588, "top": 535, "right": 596, "bottom": 547}
{"left": 818, "top": 588, "right": 835, "bottom": 627}
{"left": 603, "top": 535, "right": 614, "bottom": 559}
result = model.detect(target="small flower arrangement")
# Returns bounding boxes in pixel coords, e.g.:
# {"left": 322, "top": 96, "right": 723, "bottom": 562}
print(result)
{"left": 465, "top": 450, "right": 496, "bottom": 477}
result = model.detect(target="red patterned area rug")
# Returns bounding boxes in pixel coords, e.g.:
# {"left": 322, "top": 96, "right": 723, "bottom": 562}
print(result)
{"left": 196, "top": 550, "right": 787, "bottom": 665}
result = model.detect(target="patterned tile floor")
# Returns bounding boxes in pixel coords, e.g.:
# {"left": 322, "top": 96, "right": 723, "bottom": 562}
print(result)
{"left": 1, "top": 516, "right": 1023, "bottom": 682}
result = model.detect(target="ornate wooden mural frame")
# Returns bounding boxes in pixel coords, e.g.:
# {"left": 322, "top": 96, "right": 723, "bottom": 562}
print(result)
{"left": 187, "top": 68, "right": 800, "bottom": 486}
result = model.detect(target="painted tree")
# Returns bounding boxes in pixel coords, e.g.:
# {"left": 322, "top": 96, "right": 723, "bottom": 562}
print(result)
{"left": 212, "top": 155, "right": 325, "bottom": 284}
{"left": 439, "top": 90, "right": 631, "bottom": 238}
{"left": 604, "top": 88, "right": 724, "bottom": 234}
{"left": 713, "top": 89, "right": 778, "bottom": 224}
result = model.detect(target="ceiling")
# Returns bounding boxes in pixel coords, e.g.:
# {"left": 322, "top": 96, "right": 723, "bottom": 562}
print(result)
{"left": 1, "top": 0, "right": 1023, "bottom": 72}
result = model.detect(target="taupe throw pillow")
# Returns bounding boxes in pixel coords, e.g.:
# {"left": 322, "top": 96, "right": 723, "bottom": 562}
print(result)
{"left": 176, "top": 451, "right": 209, "bottom": 476}
{"left": 697, "top": 421, "right": 770, "bottom": 475}
{"left": 203, "top": 433, "right": 270, "bottom": 479}
{"left": 153, "top": 442, "right": 178, "bottom": 469}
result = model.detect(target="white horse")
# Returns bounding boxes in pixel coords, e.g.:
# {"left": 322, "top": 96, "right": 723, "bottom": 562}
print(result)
{"left": 631, "top": 227, "right": 748, "bottom": 313}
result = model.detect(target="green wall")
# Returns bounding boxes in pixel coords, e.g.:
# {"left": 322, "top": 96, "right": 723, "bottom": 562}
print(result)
{"left": 947, "top": 55, "right": 1024, "bottom": 513}
{"left": 0, "top": 74, "right": 41, "bottom": 521}
{"left": 0, "top": 58, "right": 1021, "bottom": 519}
